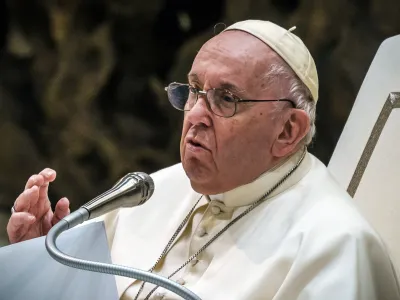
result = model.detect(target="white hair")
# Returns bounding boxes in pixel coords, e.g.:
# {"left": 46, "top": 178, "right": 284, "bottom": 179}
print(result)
{"left": 264, "top": 63, "right": 317, "bottom": 145}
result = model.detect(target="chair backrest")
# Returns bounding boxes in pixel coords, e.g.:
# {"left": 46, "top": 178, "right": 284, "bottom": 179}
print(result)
{"left": 328, "top": 34, "right": 400, "bottom": 277}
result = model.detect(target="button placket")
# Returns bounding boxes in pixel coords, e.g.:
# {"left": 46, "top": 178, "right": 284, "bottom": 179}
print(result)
{"left": 185, "top": 201, "right": 234, "bottom": 279}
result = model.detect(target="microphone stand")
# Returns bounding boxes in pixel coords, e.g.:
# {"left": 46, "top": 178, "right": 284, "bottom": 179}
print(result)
{"left": 45, "top": 208, "right": 202, "bottom": 300}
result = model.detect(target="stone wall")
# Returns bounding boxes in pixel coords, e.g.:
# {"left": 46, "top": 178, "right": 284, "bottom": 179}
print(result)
{"left": 0, "top": 0, "right": 399, "bottom": 245}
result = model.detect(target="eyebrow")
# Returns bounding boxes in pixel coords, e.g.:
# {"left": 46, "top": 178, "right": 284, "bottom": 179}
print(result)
{"left": 187, "top": 73, "right": 245, "bottom": 96}
{"left": 188, "top": 73, "right": 200, "bottom": 82}
{"left": 219, "top": 82, "right": 244, "bottom": 96}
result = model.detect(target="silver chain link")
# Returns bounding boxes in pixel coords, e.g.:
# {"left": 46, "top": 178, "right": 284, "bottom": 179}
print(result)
{"left": 134, "top": 195, "right": 204, "bottom": 300}
{"left": 136, "top": 150, "right": 306, "bottom": 300}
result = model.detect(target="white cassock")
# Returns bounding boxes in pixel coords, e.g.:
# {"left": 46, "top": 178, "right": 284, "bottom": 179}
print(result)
{"left": 95, "top": 150, "right": 400, "bottom": 300}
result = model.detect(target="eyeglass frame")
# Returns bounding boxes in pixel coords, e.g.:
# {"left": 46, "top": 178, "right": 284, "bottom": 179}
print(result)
{"left": 164, "top": 82, "right": 296, "bottom": 118}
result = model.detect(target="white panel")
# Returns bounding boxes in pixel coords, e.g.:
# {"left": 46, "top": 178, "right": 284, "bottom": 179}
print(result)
{"left": 328, "top": 35, "right": 400, "bottom": 189}
{"left": 328, "top": 34, "right": 400, "bottom": 277}
{"left": 352, "top": 109, "right": 400, "bottom": 266}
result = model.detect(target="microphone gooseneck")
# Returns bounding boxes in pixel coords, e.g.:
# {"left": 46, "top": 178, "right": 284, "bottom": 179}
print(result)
{"left": 45, "top": 172, "right": 202, "bottom": 300}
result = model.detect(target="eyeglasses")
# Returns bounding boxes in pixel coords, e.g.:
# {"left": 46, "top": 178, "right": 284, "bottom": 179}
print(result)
{"left": 165, "top": 82, "right": 295, "bottom": 118}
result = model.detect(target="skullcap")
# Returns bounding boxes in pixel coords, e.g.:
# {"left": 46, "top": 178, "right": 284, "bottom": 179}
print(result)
{"left": 223, "top": 20, "right": 319, "bottom": 102}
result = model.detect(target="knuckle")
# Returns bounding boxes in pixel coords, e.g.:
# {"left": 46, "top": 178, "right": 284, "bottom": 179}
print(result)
{"left": 7, "top": 216, "right": 26, "bottom": 242}
{"left": 14, "top": 195, "right": 24, "bottom": 210}
{"left": 8, "top": 215, "right": 21, "bottom": 229}
{"left": 16, "top": 189, "right": 36, "bottom": 209}
{"left": 6, "top": 218, "right": 14, "bottom": 232}
{"left": 23, "top": 189, "right": 33, "bottom": 199}
{"left": 25, "top": 174, "right": 38, "bottom": 188}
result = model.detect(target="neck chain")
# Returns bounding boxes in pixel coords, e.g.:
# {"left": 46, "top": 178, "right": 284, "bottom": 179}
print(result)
{"left": 135, "top": 150, "right": 307, "bottom": 300}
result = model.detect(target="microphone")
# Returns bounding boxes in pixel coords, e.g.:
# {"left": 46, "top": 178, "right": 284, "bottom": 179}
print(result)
{"left": 83, "top": 172, "right": 154, "bottom": 220}
{"left": 62, "top": 172, "right": 155, "bottom": 229}
{"left": 45, "top": 172, "right": 201, "bottom": 300}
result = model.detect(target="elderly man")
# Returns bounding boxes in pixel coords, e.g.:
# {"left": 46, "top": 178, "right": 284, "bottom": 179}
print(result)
{"left": 6, "top": 20, "right": 400, "bottom": 300}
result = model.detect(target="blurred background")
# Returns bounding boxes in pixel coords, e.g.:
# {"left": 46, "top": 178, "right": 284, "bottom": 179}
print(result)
{"left": 0, "top": 0, "right": 399, "bottom": 245}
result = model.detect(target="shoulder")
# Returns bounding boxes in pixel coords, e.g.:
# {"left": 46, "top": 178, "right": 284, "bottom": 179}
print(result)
{"left": 294, "top": 194, "right": 398, "bottom": 291}
{"left": 301, "top": 198, "right": 381, "bottom": 246}
{"left": 293, "top": 154, "right": 384, "bottom": 245}
{"left": 296, "top": 189, "right": 384, "bottom": 254}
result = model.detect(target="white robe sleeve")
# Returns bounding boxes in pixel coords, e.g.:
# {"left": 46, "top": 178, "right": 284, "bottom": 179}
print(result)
{"left": 275, "top": 225, "right": 400, "bottom": 300}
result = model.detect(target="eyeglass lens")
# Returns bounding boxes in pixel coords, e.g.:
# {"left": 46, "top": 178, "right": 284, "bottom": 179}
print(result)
{"left": 168, "top": 83, "right": 236, "bottom": 117}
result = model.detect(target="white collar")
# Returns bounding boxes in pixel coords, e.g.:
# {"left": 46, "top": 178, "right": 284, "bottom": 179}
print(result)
{"left": 206, "top": 149, "right": 312, "bottom": 207}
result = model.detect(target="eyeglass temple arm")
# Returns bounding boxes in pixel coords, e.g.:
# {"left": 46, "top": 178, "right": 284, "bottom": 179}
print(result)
{"left": 239, "top": 99, "right": 295, "bottom": 107}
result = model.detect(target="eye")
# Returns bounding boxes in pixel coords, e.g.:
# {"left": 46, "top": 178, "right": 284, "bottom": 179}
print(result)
{"left": 190, "top": 85, "right": 200, "bottom": 94}
{"left": 220, "top": 91, "right": 236, "bottom": 103}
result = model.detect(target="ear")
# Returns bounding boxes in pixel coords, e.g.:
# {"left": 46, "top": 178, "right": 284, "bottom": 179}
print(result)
{"left": 271, "top": 109, "right": 310, "bottom": 157}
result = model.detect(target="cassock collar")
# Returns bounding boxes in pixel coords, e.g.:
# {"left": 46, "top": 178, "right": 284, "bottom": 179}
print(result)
{"left": 206, "top": 149, "right": 312, "bottom": 207}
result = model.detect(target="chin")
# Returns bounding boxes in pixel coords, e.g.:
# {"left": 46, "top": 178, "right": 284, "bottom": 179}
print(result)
{"left": 185, "top": 168, "right": 224, "bottom": 195}
{"left": 189, "top": 180, "right": 216, "bottom": 195}
{"left": 182, "top": 159, "right": 216, "bottom": 193}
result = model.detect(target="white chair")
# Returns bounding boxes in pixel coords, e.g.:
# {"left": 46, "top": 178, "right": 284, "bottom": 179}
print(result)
{"left": 328, "top": 34, "right": 400, "bottom": 278}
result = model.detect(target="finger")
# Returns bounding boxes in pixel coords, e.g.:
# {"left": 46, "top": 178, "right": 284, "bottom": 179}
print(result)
{"left": 42, "top": 209, "right": 54, "bottom": 235}
{"left": 7, "top": 212, "right": 36, "bottom": 243}
{"left": 24, "top": 174, "right": 45, "bottom": 190}
{"left": 38, "top": 168, "right": 57, "bottom": 184}
{"left": 14, "top": 186, "right": 40, "bottom": 212}
{"left": 37, "top": 169, "right": 56, "bottom": 205}
{"left": 52, "top": 198, "right": 70, "bottom": 225}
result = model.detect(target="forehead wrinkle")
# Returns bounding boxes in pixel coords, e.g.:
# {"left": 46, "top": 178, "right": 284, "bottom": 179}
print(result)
{"left": 191, "top": 31, "right": 279, "bottom": 97}
{"left": 188, "top": 72, "right": 247, "bottom": 96}
{"left": 199, "top": 35, "right": 256, "bottom": 65}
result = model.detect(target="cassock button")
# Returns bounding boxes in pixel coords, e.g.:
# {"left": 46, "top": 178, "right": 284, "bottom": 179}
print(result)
{"left": 190, "top": 257, "right": 199, "bottom": 266}
{"left": 211, "top": 206, "right": 221, "bottom": 215}
{"left": 176, "top": 278, "right": 186, "bottom": 285}
{"left": 197, "top": 227, "right": 207, "bottom": 237}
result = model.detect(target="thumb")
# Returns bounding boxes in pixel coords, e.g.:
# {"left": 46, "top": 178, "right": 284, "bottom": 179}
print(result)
{"left": 52, "top": 198, "right": 70, "bottom": 225}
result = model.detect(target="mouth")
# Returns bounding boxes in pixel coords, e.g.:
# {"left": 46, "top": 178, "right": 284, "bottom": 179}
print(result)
{"left": 187, "top": 138, "right": 210, "bottom": 151}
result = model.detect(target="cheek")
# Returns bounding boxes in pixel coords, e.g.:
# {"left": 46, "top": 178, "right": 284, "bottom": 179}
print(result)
{"left": 214, "top": 120, "right": 237, "bottom": 144}
{"left": 216, "top": 116, "right": 274, "bottom": 154}
{"left": 214, "top": 119, "right": 249, "bottom": 157}
{"left": 180, "top": 117, "right": 190, "bottom": 152}
{"left": 181, "top": 114, "right": 190, "bottom": 134}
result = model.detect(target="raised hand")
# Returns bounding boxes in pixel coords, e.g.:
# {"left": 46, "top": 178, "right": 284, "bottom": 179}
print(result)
{"left": 6, "top": 168, "right": 70, "bottom": 244}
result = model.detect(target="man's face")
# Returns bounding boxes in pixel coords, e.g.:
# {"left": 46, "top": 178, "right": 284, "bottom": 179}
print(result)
{"left": 180, "top": 31, "right": 289, "bottom": 195}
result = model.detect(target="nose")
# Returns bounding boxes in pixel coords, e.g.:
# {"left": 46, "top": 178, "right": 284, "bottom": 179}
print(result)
{"left": 185, "top": 93, "right": 212, "bottom": 127}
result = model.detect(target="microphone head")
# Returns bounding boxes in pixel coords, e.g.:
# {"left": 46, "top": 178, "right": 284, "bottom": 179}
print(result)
{"left": 125, "top": 172, "right": 155, "bottom": 204}
{"left": 111, "top": 172, "right": 155, "bottom": 206}
{"left": 82, "top": 171, "right": 155, "bottom": 219}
